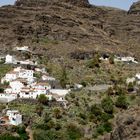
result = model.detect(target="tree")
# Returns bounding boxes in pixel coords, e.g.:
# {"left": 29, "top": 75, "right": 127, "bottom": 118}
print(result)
{"left": 101, "top": 97, "right": 114, "bottom": 114}
{"left": 115, "top": 95, "right": 129, "bottom": 109}
{"left": 38, "top": 94, "right": 48, "bottom": 105}
{"left": 60, "top": 66, "right": 68, "bottom": 88}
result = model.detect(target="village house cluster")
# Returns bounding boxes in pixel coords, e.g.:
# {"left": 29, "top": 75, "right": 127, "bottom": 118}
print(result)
{"left": 0, "top": 66, "right": 70, "bottom": 103}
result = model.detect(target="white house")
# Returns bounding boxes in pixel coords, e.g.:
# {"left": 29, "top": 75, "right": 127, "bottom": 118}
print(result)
{"left": 33, "top": 82, "right": 51, "bottom": 95}
{"left": 1, "top": 71, "right": 18, "bottom": 84}
{"left": 9, "top": 81, "right": 24, "bottom": 94}
{"left": 115, "top": 56, "right": 138, "bottom": 64}
{"left": 6, "top": 110, "right": 22, "bottom": 126}
{"left": 20, "top": 87, "right": 35, "bottom": 99}
{"left": 5, "top": 54, "right": 13, "bottom": 64}
{"left": 16, "top": 46, "right": 29, "bottom": 52}
{"left": 35, "top": 68, "right": 46, "bottom": 73}
{"left": 19, "top": 69, "right": 34, "bottom": 79}
{"left": 42, "top": 75, "right": 56, "bottom": 81}
{"left": 126, "top": 77, "right": 136, "bottom": 84}
{"left": 135, "top": 73, "right": 140, "bottom": 80}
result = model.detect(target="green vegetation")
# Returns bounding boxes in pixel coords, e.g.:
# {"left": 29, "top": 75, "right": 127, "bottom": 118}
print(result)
{"left": 60, "top": 66, "right": 69, "bottom": 88}
{"left": 115, "top": 95, "right": 129, "bottom": 109}
{"left": 101, "top": 97, "right": 114, "bottom": 114}
{"left": 0, "top": 134, "right": 21, "bottom": 140}
{"left": 38, "top": 94, "right": 48, "bottom": 105}
{"left": 86, "top": 54, "right": 101, "bottom": 68}
{"left": 0, "top": 64, "right": 12, "bottom": 79}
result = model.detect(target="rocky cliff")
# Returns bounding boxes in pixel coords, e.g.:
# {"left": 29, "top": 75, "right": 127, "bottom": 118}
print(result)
{"left": 128, "top": 1, "right": 140, "bottom": 14}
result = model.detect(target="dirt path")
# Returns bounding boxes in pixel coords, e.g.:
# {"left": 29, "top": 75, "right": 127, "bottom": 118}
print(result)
{"left": 26, "top": 126, "right": 33, "bottom": 140}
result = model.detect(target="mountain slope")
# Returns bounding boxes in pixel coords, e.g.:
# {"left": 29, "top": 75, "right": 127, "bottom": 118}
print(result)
{"left": 0, "top": 0, "right": 139, "bottom": 59}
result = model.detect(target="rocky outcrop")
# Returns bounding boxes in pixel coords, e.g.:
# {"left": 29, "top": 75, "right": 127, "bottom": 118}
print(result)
{"left": 128, "top": 1, "right": 140, "bottom": 14}
{"left": 110, "top": 106, "right": 140, "bottom": 140}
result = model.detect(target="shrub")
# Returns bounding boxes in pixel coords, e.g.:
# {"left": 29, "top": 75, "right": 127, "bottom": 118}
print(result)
{"left": 115, "top": 95, "right": 129, "bottom": 109}
{"left": 38, "top": 94, "right": 48, "bottom": 105}
{"left": 98, "top": 113, "right": 113, "bottom": 122}
{"left": 101, "top": 97, "right": 114, "bottom": 114}
{"left": 66, "top": 123, "right": 83, "bottom": 140}
{"left": 94, "top": 122, "right": 112, "bottom": 137}
{"left": 0, "top": 133, "right": 21, "bottom": 140}
{"left": 90, "top": 104, "right": 102, "bottom": 116}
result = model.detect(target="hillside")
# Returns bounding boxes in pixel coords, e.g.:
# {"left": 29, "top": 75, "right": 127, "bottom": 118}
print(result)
{"left": 0, "top": 0, "right": 139, "bottom": 59}
{"left": 0, "top": 1, "right": 140, "bottom": 140}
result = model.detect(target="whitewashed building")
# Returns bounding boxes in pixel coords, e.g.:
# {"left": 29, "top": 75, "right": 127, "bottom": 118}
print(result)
{"left": 33, "top": 82, "right": 51, "bottom": 95}
{"left": 1, "top": 71, "right": 18, "bottom": 84}
{"left": 42, "top": 75, "right": 56, "bottom": 81}
{"left": 5, "top": 54, "right": 13, "bottom": 64}
{"left": 9, "top": 81, "right": 24, "bottom": 94}
{"left": 16, "top": 46, "right": 29, "bottom": 52}
{"left": 136, "top": 73, "right": 140, "bottom": 80}
{"left": 6, "top": 110, "right": 22, "bottom": 126}
{"left": 19, "top": 69, "right": 34, "bottom": 79}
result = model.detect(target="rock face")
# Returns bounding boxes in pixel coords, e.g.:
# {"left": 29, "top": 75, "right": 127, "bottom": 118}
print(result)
{"left": 128, "top": 1, "right": 140, "bottom": 14}
{"left": 110, "top": 106, "right": 140, "bottom": 140}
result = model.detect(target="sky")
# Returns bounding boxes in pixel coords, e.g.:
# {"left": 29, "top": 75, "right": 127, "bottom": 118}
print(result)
{"left": 0, "top": 0, "right": 138, "bottom": 10}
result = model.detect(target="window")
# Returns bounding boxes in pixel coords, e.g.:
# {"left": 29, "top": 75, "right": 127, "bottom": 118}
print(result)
{"left": 25, "top": 92, "right": 29, "bottom": 95}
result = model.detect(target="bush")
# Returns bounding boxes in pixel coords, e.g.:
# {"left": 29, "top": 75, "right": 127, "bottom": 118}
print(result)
{"left": 98, "top": 113, "right": 113, "bottom": 122}
{"left": 66, "top": 123, "right": 83, "bottom": 140}
{"left": 0, "top": 133, "right": 21, "bottom": 140}
{"left": 38, "top": 94, "right": 48, "bottom": 105}
{"left": 90, "top": 104, "right": 102, "bottom": 116}
{"left": 115, "top": 95, "right": 129, "bottom": 109}
{"left": 93, "top": 122, "right": 112, "bottom": 137}
{"left": 101, "top": 97, "right": 114, "bottom": 114}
